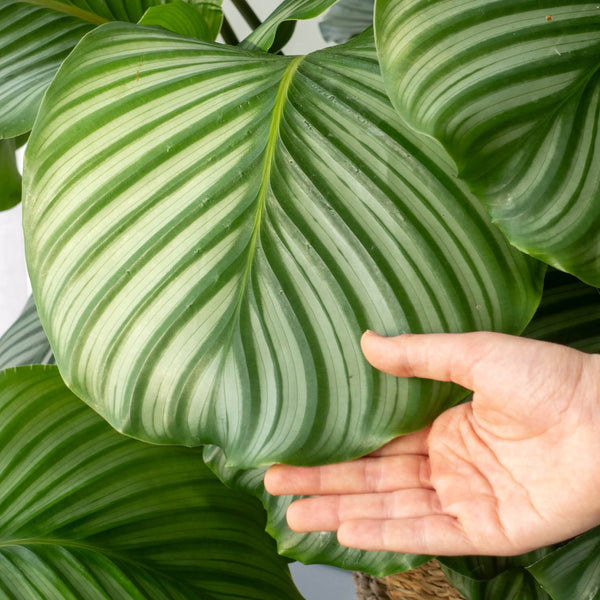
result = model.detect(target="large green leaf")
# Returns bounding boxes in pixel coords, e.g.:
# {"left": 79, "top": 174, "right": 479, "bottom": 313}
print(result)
{"left": 0, "top": 0, "right": 219, "bottom": 138}
{"left": 0, "top": 137, "right": 21, "bottom": 209}
{"left": 23, "top": 24, "right": 543, "bottom": 468}
{"left": 527, "top": 527, "right": 600, "bottom": 600}
{"left": 203, "top": 444, "right": 428, "bottom": 575}
{"left": 374, "top": 0, "right": 600, "bottom": 286}
{"left": 320, "top": 0, "right": 374, "bottom": 44}
{"left": 0, "top": 365, "right": 303, "bottom": 599}
{"left": 0, "top": 296, "right": 54, "bottom": 369}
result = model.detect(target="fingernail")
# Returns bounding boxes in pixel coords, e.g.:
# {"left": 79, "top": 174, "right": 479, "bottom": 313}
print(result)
{"left": 363, "top": 330, "right": 382, "bottom": 337}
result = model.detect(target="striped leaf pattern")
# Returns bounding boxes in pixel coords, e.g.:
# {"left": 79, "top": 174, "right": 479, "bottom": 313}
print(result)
{"left": 523, "top": 269, "right": 600, "bottom": 351}
{"left": 0, "top": 0, "right": 209, "bottom": 139}
{"left": 23, "top": 24, "right": 543, "bottom": 468}
{"left": 375, "top": 0, "right": 600, "bottom": 286}
{"left": 527, "top": 526, "right": 600, "bottom": 600}
{"left": 203, "top": 444, "right": 428, "bottom": 574}
{"left": 0, "top": 0, "right": 94, "bottom": 137}
{"left": 0, "top": 295, "right": 54, "bottom": 369}
{"left": 0, "top": 366, "right": 303, "bottom": 600}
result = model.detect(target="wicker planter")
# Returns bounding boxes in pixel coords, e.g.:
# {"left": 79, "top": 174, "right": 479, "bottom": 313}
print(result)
{"left": 355, "top": 560, "right": 466, "bottom": 600}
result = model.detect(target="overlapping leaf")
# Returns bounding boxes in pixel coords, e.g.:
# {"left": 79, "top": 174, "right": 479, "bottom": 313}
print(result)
{"left": 527, "top": 526, "right": 600, "bottom": 600}
{"left": 0, "top": 365, "right": 303, "bottom": 599}
{"left": 523, "top": 268, "right": 600, "bottom": 350}
{"left": 442, "top": 566, "right": 551, "bottom": 600}
{"left": 0, "top": 0, "right": 221, "bottom": 138}
{"left": 241, "top": 0, "right": 338, "bottom": 51}
{"left": 0, "top": 137, "right": 21, "bottom": 209}
{"left": 0, "top": 295, "right": 54, "bottom": 369}
{"left": 23, "top": 24, "right": 543, "bottom": 468}
{"left": 375, "top": 0, "right": 600, "bottom": 285}
{"left": 320, "top": 0, "right": 374, "bottom": 44}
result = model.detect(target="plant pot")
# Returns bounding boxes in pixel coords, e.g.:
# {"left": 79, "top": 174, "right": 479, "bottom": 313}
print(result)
{"left": 355, "top": 560, "right": 465, "bottom": 600}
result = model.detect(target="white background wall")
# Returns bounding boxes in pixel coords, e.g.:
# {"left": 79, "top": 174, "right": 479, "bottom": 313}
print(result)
{"left": 0, "top": 3, "right": 359, "bottom": 598}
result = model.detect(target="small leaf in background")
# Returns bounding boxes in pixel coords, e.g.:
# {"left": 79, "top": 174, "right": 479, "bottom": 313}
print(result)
{"left": 527, "top": 526, "right": 600, "bottom": 600}
{"left": 375, "top": 0, "right": 600, "bottom": 286}
{"left": 320, "top": 0, "right": 374, "bottom": 44}
{"left": 139, "top": 0, "right": 222, "bottom": 41}
{"left": 0, "top": 295, "right": 54, "bottom": 369}
{"left": 0, "top": 365, "right": 303, "bottom": 600}
{"left": 203, "top": 444, "right": 429, "bottom": 575}
{"left": 189, "top": 0, "right": 223, "bottom": 40}
{"left": 0, "top": 1, "right": 95, "bottom": 138}
{"left": 241, "top": 0, "right": 339, "bottom": 51}
{"left": 0, "top": 138, "right": 21, "bottom": 210}
{"left": 0, "top": 0, "right": 217, "bottom": 138}
{"left": 442, "top": 566, "right": 551, "bottom": 600}
{"left": 523, "top": 268, "right": 600, "bottom": 352}
{"left": 23, "top": 24, "right": 543, "bottom": 469}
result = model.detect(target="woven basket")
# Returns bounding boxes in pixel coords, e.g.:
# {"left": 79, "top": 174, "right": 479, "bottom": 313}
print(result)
{"left": 355, "top": 560, "right": 465, "bottom": 600}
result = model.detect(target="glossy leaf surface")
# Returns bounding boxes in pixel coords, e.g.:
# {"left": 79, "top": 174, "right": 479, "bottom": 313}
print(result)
{"left": 320, "top": 0, "right": 374, "bottom": 43}
{"left": 375, "top": 0, "right": 600, "bottom": 285}
{"left": 528, "top": 526, "right": 600, "bottom": 600}
{"left": 523, "top": 269, "right": 600, "bottom": 351}
{"left": 0, "top": 296, "right": 54, "bottom": 369}
{"left": 0, "top": 365, "right": 303, "bottom": 599}
{"left": 23, "top": 25, "right": 543, "bottom": 468}
{"left": 203, "top": 444, "right": 428, "bottom": 574}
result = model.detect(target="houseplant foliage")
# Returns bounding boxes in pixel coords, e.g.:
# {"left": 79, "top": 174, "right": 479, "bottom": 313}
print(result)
{"left": 22, "top": 6, "right": 542, "bottom": 471}
{"left": 1, "top": 0, "right": 600, "bottom": 598}
{"left": 0, "top": 365, "right": 303, "bottom": 599}
{"left": 374, "top": 0, "right": 600, "bottom": 286}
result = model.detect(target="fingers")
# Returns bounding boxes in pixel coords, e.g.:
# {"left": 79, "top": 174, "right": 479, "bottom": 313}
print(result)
{"left": 360, "top": 330, "right": 541, "bottom": 390}
{"left": 286, "top": 489, "right": 442, "bottom": 532}
{"left": 337, "top": 516, "right": 477, "bottom": 556}
{"left": 265, "top": 455, "right": 432, "bottom": 497}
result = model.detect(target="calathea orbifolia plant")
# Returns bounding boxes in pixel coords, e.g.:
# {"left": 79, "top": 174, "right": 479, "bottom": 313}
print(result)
{"left": 0, "top": 0, "right": 599, "bottom": 597}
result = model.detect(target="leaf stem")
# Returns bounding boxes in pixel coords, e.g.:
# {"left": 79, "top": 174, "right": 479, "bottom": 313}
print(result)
{"left": 220, "top": 16, "right": 239, "bottom": 45}
{"left": 19, "top": 0, "right": 108, "bottom": 25}
{"left": 231, "top": 0, "right": 261, "bottom": 30}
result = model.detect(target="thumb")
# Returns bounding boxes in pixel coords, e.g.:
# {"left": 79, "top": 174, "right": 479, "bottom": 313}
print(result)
{"left": 360, "top": 330, "right": 537, "bottom": 391}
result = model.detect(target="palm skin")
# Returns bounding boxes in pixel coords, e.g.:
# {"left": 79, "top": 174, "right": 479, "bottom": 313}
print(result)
{"left": 265, "top": 331, "right": 600, "bottom": 556}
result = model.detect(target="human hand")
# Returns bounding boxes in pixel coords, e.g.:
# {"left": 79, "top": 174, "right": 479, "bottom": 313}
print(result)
{"left": 265, "top": 331, "right": 600, "bottom": 556}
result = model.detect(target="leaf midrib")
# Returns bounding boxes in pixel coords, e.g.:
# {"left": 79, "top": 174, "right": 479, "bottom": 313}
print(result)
{"left": 221, "top": 54, "right": 304, "bottom": 356}
{"left": 19, "top": 0, "right": 109, "bottom": 25}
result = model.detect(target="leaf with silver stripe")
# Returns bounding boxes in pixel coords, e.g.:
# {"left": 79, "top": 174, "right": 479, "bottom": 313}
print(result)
{"left": 23, "top": 24, "right": 544, "bottom": 468}
{"left": 0, "top": 296, "right": 54, "bottom": 369}
{"left": 375, "top": 0, "right": 600, "bottom": 285}
{"left": 0, "top": 365, "right": 303, "bottom": 599}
